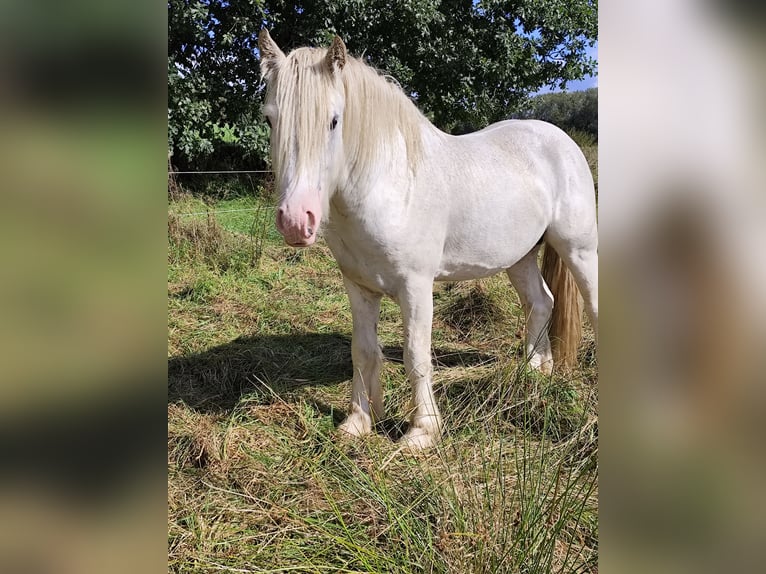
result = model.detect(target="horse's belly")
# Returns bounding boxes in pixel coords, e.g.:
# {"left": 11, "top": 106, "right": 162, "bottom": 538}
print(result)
{"left": 435, "top": 261, "right": 510, "bottom": 281}
{"left": 435, "top": 231, "right": 540, "bottom": 281}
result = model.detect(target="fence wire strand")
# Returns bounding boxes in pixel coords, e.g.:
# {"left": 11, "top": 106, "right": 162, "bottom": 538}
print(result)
{"left": 172, "top": 207, "right": 276, "bottom": 218}
{"left": 168, "top": 170, "right": 275, "bottom": 218}
{"left": 169, "top": 170, "right": 272, "bottom": 175}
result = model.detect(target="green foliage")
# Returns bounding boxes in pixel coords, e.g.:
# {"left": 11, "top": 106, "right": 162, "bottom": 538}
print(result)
{"left": 515, "top": 87, "right": 597, "bottom": 138}
{"left": 168, "top": 0, "right": 272, "bottom": 169}
{"left": 168, "top": 1, "right": 597, "bottom": 169}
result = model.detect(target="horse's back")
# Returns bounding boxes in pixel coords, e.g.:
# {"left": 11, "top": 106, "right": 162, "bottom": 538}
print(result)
{"left": 445, "top": 119, "right": 594, "bottom": 215}
{"left": 469, "top": 119, "right": 590, "bottom": 178}
{"left": 424, "top": 119, "right": 595, "bottom": 279}
{"left": 470, "top": 119, "right": 595, "bottom": 229}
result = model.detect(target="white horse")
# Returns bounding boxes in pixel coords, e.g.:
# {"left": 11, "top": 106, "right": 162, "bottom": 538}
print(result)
{"left": 258, "top": 30, "right": 598, "bottom": 449}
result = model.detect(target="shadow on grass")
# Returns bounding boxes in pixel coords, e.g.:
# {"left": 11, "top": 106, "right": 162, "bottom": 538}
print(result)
{"left": 169, "top": 332, "right": 496, "bottom": 417}
{"left": 169, "top": 333, "right": 353, "bottom": 413}
{"left": 382, "top": 345, "right": 496, "bottom": 369}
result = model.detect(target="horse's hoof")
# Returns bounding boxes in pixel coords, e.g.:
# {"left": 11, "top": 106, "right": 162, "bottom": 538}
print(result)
{"left": 400, "top": 426, "right": 440, "bottom": 450}
{"left": 530, "top": 354, "right": 553, "bottom": 375}
{"left": 338, "top": 413, "right": 372, "bottom": 437}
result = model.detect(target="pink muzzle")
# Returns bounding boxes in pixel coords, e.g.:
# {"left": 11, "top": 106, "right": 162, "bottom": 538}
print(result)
{"left": 276, "top": 199, "right": 321, "bottom": 247}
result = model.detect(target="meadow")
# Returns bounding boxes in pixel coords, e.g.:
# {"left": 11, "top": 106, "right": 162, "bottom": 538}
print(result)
{"left": 168, "top": 137, "right": 598, "bottom": 573}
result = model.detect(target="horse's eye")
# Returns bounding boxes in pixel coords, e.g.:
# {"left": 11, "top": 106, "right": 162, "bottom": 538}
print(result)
{"left": 330, "top": 116, "right": 338, "bottom": 131}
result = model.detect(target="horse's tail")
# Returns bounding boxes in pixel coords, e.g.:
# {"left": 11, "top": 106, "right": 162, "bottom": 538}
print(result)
{"left": 541, "top": 244, "right": 583, "bottom": 370}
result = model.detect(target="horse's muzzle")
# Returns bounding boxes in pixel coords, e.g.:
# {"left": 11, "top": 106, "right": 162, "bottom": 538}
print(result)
{"left": 276, "top": 205, "right": 319, "bottom": 247}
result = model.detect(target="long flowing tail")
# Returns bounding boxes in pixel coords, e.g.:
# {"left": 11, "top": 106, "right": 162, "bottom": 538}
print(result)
{"left": 541, "top": 244, "right": 583, "bottom": 370}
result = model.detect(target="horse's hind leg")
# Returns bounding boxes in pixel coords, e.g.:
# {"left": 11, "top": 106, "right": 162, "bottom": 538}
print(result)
{"left": 545, "top": 232, "right": 598, "bottom": 336}
{"left": 338, "top": 277, "right": 383, "bottom": 437}
{"left": 506, "top": 246, "right": 555, "bottom": 374}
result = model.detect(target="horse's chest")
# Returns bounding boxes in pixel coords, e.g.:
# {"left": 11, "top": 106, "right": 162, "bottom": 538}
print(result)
{"left": 323, "top": 229, "right": 403, "bottom": 297}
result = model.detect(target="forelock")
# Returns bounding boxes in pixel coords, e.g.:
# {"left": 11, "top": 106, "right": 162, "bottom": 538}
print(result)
{"left": 268, "top": 48, "right": 341, "bottom": 184}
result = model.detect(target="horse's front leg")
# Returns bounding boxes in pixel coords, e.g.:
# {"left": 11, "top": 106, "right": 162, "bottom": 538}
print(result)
{"left": 338, "top": 276, "right": 383, "bottom": 437}
{"left": 399, "top": 279, "right": 442, "bottom": 449}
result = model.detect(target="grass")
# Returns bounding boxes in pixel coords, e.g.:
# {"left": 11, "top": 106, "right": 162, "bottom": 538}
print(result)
{"left": 168, "top": 176, "right": 598, "bottom": 573}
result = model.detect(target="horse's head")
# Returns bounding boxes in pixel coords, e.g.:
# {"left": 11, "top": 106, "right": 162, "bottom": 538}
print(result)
{"left": 258, "top": 29, "right": 347, "bottom": 247}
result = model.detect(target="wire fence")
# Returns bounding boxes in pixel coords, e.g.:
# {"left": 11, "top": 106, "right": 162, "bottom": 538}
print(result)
{"left": 169, "top": 170, "right": 272, "bottom": 175}
{"left": 173, "top": 206, "right": 276, "bottom": 217}
{"left": 168, "top": 169, "right": 275, "bottom": 218}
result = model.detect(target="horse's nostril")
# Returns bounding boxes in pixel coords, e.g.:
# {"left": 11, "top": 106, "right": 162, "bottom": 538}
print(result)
{"left": 276, "top": 208, "right": 286, "bottom": 231}
{"left": 306, "top": 211, "right": 316, "bottom": 236}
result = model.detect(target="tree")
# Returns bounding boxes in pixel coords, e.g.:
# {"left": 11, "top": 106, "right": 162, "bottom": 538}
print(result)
{"left": 168, "top": 0, "right": 271, "bottom": 170}
{"left": 168, "top": 0, "right": 597, "bottom": 169}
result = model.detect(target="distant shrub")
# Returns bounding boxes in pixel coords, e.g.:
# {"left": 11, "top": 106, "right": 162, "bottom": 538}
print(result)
{"left": 514, "top": 88, "right": 597, "bottom": 139}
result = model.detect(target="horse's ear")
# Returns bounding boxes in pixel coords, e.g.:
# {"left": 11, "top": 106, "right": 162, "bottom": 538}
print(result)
{"left": 258, "top": 29, "right": 285, "bottom": 81}
{"left": 325, "top": 35, "right": 347, "bottom": 73}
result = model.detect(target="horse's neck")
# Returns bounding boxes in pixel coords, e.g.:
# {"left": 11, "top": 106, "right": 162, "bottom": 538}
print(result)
{"left": 338, "top": 119, "right": 442, "bottom": 207}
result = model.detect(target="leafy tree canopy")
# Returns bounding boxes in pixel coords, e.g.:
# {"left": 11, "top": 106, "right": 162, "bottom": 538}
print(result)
{"left": 168, "top": 0, "right": 597, "bottom": 169}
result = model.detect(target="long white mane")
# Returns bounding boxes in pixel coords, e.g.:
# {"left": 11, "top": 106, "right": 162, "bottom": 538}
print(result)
{"left": 267, "top": 46, "right": 429, "bottom": 177}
